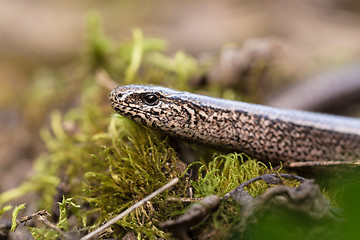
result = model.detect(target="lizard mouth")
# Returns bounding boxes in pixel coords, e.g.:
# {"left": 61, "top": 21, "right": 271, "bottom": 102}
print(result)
{"left": 112, "top": 102, "right": 151, "bottom": 119}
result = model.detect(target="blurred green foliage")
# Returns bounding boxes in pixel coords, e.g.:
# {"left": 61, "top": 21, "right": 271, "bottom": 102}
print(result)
{"left": 0, "top": 11, "right": 358, "bottom": 240}
{"left": 0, "top": 12, "right": 204, "bottom": 239}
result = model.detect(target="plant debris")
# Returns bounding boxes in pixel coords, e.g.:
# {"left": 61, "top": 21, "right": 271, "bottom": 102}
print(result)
{"left": 0, "top": 11, "right": 357, "bottom": 240}
{"left": 160, "top": 195, "right": 220, "bottom": 240}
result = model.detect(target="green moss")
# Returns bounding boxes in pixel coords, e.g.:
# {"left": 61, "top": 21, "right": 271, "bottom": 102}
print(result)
{"left": 191, "top": 153, "right": 271, "bottom": 197}
{"left": 57, "top": 197, "right": 80, "bottom": 231}
{"left": 188, "top": 154, "right": 277, "bottom": 239}
{"left": 28, "top": 227, "right": 58, "bottom": 240}
{"left": 85, "top": 11, "right": 114, "bottom": 70}
{"left": 0, "top": 205, "right": 12, "bottom": 218}
{"left": 11, "top": 204, "right": 26, "bottom": 231}
{"left": 0, "top": 11, "right": 337, "bottom": 240}
{"left": 82, "top": 116, "right": 188, "bottom": 238}
{"left": 205, "top": 199, "right": 243, "bottom": 239}
{"left": 0, "top": 12, "right": 199, "bottom": 238}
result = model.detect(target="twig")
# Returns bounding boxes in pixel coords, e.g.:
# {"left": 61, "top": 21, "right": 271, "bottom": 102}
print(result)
{"left": 36, "top": 217, "right": 73, "bottom": 240}
{"left": 1, "top": 209, "right": 72, "bottom": 240}
{"left": 80, "top": 178, "right": 179, "bottom": 240}
{"left": 160, "top": 195, "right": 221, "bottom": 240}
{"left": 166, "top": 197, "right": 204, "bottom": 203}
{"left": 0, "top": 210, "right": 50, "bottom": 232}
{"left": 286, "top": 160, "right": 360, "bottom": 167}
{"left": 223, "top": 173, "right": 306, "bottom": 203}
{"left": 20, "top": 209, "right": 50, "bottom": 224}
{"left": 20, "top": 210, "right": 73, "bottom": 240}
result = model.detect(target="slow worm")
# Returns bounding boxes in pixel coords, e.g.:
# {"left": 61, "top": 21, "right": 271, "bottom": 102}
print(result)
{"left": 109, "top": 85, "right": 360, "bottom": 165}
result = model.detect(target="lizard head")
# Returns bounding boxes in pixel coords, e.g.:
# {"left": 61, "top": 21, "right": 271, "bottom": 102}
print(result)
{"left": 109, "top": 85, "right": 192, "bottom": 132}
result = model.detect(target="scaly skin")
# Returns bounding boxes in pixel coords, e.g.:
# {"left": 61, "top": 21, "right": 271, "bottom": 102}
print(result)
{"left": 109, "top": 85, "right": 360, "bottom": 165}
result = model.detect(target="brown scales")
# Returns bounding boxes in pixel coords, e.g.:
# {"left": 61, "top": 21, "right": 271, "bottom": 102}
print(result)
{"left": 109, "top": 85, "right": 360, "bottom": 166}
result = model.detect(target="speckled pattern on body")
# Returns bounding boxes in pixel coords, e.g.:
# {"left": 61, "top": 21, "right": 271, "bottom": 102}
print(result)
{"left": 109, "top": 85, "right": 360, "bottom": 164}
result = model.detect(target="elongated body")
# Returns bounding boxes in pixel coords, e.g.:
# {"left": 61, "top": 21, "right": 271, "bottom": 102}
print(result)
{"left": 109, "top": 85, "right": 360, "bottom": 165}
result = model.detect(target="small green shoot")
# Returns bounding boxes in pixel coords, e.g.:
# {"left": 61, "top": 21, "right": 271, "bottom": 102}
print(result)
{"left": 0, "top": 205, "right": 12, "bottom": 218}
{"left": 11, "top": 204, "right": 26, "bottom": 231}
{"left": 57, "top": 197, "right": 80, "bottom": 231}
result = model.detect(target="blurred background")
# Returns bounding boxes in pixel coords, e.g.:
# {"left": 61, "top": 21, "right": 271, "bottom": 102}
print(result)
{"left": 1, "top": 0, "right": 360, "bottom": 197}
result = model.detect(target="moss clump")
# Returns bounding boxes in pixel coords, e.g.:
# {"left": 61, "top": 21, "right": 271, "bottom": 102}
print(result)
{"left": 83, "top": 116, "right": 189, "bottom": 238}
{"left": 191, "top": 153, "right": 271, "bottom": 198}
{"left": 0, "top": 11, "right": 336, "bottom": 240}
{"left": 188, "top": 153, "right": 278, "bottom": 239}
{"left": 0, "top": 12, "right": 200, "bottom": 239}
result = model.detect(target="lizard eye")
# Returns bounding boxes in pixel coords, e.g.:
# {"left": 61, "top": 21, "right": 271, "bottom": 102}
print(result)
{"left": 142, "top": 93, "right": 159, "bottom": 106}
{"left": 115, "top": 93, "right": 122, "bottom": 100}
